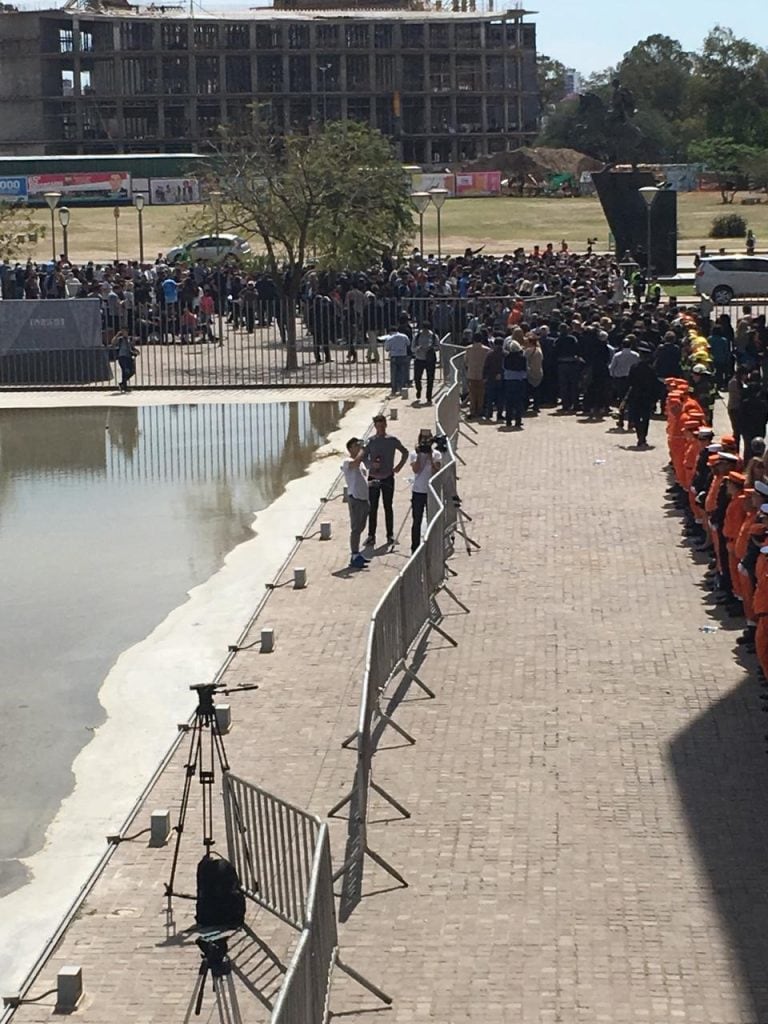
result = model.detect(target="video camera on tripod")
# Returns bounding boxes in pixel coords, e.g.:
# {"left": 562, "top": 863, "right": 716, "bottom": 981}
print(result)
{"left": 166, "top": 680, "right": 258, "bottom": 921}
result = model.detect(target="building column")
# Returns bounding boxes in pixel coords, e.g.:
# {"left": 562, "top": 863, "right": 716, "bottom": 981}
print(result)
{"left": 368, "top": 46, "right": 376, "bottom": 128}
{"left": 339, "top": 48, "right": 347, "bottom": 121}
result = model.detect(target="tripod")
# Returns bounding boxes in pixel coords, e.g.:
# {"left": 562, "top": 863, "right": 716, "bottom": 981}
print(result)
{"left": 165, "top": 682, "right": 257, "bottom": 905}
{"left": 451, "top": 495, "right": 480, "bottom": 558}
{"left": 184, "top": 934, "right": 242, "bottom": 1024}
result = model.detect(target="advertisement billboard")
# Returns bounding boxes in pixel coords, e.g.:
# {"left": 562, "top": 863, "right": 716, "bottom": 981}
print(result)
{"left": 454, "top": 171, "right": 502, "bottom": 197}
{"left": 149, "top": 177, "right": 200, "bottom": 205}
{"left": 0, "top": 176, "right": 28, "bottom": 200}
{"left": 410, "top": 173, "right": 456, "bottom": 196}
{"left": 27, "top": 171, "right": 131, "bottom": 202}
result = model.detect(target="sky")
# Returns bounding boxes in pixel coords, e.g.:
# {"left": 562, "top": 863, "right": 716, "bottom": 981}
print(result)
{"left": 531, "top": 0, "right": 768, "bottom": 75}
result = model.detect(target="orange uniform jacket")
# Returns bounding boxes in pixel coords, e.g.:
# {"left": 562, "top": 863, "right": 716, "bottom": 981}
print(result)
{"left": 735, "top": 508, "right": 759, "bottom": 620}
{"left": 725, "top": 494, "right": 749, "bottom": 598}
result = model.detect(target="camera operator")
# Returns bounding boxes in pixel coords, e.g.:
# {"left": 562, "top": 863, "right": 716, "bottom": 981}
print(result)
{"left": 409, "top": 430, "right": 443, "bottom": 553}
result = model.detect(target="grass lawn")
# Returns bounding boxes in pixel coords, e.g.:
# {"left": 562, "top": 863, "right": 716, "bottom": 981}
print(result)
{"left": 17, "top": 190, "right": 768, "bottom": 265}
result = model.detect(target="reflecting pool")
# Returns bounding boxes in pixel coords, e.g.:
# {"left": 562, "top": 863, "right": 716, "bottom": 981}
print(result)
{"left": 0, "top": 401, "right": 350, "bottom": 897}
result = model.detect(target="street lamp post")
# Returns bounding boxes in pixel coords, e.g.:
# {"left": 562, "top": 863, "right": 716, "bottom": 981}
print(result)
{"left": 43, "top": 191, "right": 61, "bottom": 261}
{"left": 318, "top": 63, "right": 331, "bottom": 125}
{"left": 410, "top": 191, "right": 431, "bottom": 263}
{"left": 133, "top": 193, "right": 145, "bottom": 266}
{"left": 429, "top": 187, "right": 450, "bottom": 260}
{"left": 113, "top": 206, "right": 120, "bottom": 261}
{"left": 638, "top": 185, "right": 660, "bottom": 289}
{"left": 209, "top": 190, "right": 224, "bottom": 347}
{"left": 58, "top": 206, "right": 70, "bottom": 262}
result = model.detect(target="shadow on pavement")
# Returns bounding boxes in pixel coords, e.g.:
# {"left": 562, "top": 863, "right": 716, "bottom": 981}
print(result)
{"left": 669, "top": 672, "right": 768, "bottom": 1021}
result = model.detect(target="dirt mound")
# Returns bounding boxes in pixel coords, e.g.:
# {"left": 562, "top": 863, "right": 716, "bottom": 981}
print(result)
{"left": 461, "top": 147, "right": 603, "bottom": 179}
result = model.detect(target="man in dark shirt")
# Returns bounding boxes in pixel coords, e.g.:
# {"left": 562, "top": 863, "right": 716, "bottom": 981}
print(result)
{"left": 363, "top": 414, "right": 409, "bottom": 547}
{"left": 654, "top": 331, "right": 682, "bottom": 380}
{"left": 625, "top": 345, "right": 660, "bottom": 448}
{"left": 483, "top": 337, "right": 505, "bottom": 420}
{"left": 554, "top": 322, "right": 581, "bottom": 412}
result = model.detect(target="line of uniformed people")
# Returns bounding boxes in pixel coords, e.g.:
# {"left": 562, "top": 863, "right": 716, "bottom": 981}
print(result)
{"left": 666, "top": 316, "right": 768, "bottom": 676}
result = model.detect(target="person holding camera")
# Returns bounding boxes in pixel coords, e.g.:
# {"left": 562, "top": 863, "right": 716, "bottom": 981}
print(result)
{"left": 409, "top": 430, "right": 442, "bottom": 553}
{"left": 364, "top": 414, "right": 409, "bottom": 547}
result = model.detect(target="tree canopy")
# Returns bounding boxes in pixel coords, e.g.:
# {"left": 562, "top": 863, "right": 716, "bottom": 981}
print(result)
{"left": 0, "top": 201, "right": 41, "bottom": 261}
{"left": 538, "top": 26, "right": 768, "bottom": 175}
{"left": 198, "top": 120, "right": 413, "bottom": 368}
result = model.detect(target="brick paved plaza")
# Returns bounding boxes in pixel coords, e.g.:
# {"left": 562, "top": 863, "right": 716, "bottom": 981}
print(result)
{"left": 8, "top": 397, "right": 768, "bottom": 1024}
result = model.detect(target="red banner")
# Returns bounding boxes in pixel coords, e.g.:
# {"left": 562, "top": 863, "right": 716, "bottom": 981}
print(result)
{"left": 454, "top": 171, "right": 502, "bottom": 197}
{"left": 27, "top": 171, "right": 131, "bottom": 200}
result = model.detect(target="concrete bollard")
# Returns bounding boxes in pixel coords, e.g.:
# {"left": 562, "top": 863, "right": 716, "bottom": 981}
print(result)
{"left": 320, "top": 522, "right": 332, "bottom": 541}
{"left": 293, "top": 567, "right": 307, "bottom": 589}
{"left": 400, "top": 387, "right": 409, "bottom": 400}
{"left": 215, "top": 704, "right": 231, "bottom": 734}
{"left": 389, "top": 407, "right": 398, "bottom": 420}
{"left": 56, "top": 966, "right": 83, "bottom": 1013}
{"left": 150, "top": 810, "right": 171, "bottom": 847}
{"left": 260, "top": 627, "right": 275, "bottom": 653}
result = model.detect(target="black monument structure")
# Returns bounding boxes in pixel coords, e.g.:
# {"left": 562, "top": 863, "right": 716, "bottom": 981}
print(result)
{"left": 578, "top": 79, "right": 678, "bottom": 276}
{"left": 592, "top": 169, "right": 678, "bottom": 277}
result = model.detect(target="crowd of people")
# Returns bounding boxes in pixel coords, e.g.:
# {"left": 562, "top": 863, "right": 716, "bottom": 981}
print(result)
{"left": 0, "top": 254, "right": 285, "bottom": 346}
{"left": 665, "top": 317, "right": 768, "bottom": 682}
{"left": 3, "top": 247, "right": 768, "bottom": 414}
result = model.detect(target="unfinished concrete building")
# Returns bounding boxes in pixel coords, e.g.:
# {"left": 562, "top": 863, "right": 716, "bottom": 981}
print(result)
{"left": 0, "top": 0, "right": 539, "bottom": 164}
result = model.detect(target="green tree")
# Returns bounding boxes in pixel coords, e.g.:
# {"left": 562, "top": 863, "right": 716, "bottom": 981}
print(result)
{"left": 692, "top": 27, "right": 768, "bottom": 146}
{"left": 617, "top": 34, "right": 693, "bottom": 121}
{"left": 537, "top": 93, "right": 672, "bottom": 164}
{"left": 744, "top": 150, "right": 768, "bottom": 190}
{"left": 688, "top": 136, "right": 762, "bottom": 202}
{"left": 202, "top": 121, "right": 413, "bottom": 370}
{"left": 0, "top": 201, "right": 41, "bottom": 260}
{"left": 537, "top": 54, "right": 568, "bottom": 111}
{"left": 538, "top": 97, "right": 609, "bottom": 159}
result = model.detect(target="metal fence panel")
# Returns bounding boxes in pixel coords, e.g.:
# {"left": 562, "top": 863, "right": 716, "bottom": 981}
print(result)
{"left": 271, "top": 826, "right": 337, "bottom": 1024}
{"left": 424, "top": 506, "right": 446, "bottom": 594}
{"left": 0, "top": 295, "right": 509, "bottom": 390}
{"left": 367, "top": 584, "right": 404, "bottom": 698}
{"left": 398, "top": 548, "right": 431, "bottom": 656}
{"left": 222, "top": 772, "right": 320, "bottom": 930}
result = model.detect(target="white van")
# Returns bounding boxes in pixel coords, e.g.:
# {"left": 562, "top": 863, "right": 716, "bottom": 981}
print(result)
{"left": 695, "top": 255, "right": 768, "bottom": 303}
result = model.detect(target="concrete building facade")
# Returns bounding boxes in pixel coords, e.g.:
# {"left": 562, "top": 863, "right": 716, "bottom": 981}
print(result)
{"left": 0, "top": 1, "right": 539, "bottom": 163}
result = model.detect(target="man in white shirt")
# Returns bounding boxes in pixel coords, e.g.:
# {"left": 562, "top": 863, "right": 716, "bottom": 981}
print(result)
{"left": 609, "top": 336, "right": 639, "bottom": 428}
{"left": 341, "top": 438, "right": 370, "bottom": 569}
{"left": 409, "top": 431, "right": 442, "bottom": 553}
{"left": 383, "top": 329, "right": 411, "bottom": 396}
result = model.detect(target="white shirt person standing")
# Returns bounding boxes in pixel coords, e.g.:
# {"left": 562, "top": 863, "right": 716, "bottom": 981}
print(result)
{"left": 409, "top": 430, "right": 442, "bottom": 553}
{"left": 341, "top": 437, "right": 370, "bottom": 570}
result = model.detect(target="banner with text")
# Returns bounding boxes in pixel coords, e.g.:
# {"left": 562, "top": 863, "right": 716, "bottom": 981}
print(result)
{"left": 0, "top": 176, "right": 28, "bottom": 200}
{"left": 27, "top": 171, "right": 131, "bottom": 202}
{"left": 454, "top": 171, "right": 502, "bottom": 197}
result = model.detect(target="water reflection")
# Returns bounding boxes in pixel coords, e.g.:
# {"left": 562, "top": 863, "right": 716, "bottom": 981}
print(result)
{"left": 0, "top": 401, "right": 350, "bottom": 897}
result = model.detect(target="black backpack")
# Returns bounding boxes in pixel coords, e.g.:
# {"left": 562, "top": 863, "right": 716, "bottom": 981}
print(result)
{"left": 195, "top": 855, "right": 246, "bottom": 930}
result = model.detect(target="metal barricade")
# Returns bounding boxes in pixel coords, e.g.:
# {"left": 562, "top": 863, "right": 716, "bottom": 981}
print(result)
{"left": 222, "top": 779, "right": 391, "bottom": 1022}
{"left": 330, "top": 345, "right": 466, "bottom": 887}
{"left": 270, "top": 826, "right": 337, "bottom": 1024}
{"left": 222, "top": 772, "right": 320, "bottom": 930}
{"left": 0, "top": 295, "right": 519, "bottom": 390}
